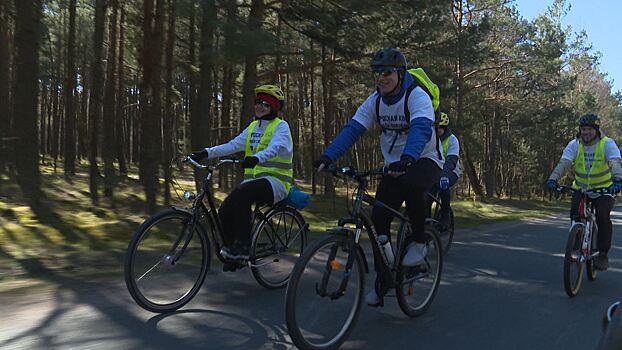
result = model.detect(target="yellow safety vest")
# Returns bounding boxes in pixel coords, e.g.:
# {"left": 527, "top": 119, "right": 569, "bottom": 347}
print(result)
{"left": 244, "top": 118, "right": 293, "bottom": 193}
{"left": 573, "top": 137, "right": 613, "bottom": 190}
{"left": 442, "top": 137, "right": 450, "bottom": 158}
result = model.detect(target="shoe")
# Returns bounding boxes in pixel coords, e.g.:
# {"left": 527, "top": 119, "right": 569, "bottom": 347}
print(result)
{"left": 594, "top": 253, "right": 609, "bottom": 271}
{"left": 220, "top": 245, "right": 250, "bottom": 261}
{"left": 365, "top": 289, "right": 382, "bottom": 307}
{"left": 222, "top": 261, "right": 244, "bottom": 272}
{"left": 402, "top": 242, "right": 428, "bottom": 267}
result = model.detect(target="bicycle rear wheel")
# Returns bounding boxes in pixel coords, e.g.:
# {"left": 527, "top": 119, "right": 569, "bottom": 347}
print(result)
{"left": 124, "top": 209, "right": 210, "bottom": 313}
{"left": 285, "top": 235, "right": 365, "bottom": 350}
{"left": 563, "top": 225, "right": 585, "bottom": 297}
{"left": 434, "top": 207, "right": 454, "bottom": 255}
{"left": 251, "top": 206, "right": 307, "bottom": 289}
{"left": 396, "top": 225, "right": 443, "bottom": 317}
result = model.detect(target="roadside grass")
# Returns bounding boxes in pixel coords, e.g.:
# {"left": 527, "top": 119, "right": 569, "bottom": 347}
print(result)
{"left": 0, "top": 162, "right": 566, "bottom": 292}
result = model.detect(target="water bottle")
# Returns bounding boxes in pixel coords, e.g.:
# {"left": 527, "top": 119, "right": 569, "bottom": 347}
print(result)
{"left": 378, "top": 235, "right": 394, "bottom": 265}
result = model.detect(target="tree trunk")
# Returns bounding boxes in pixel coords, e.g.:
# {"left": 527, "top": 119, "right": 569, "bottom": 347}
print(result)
{"left": 103, "top": 0, "right": 119, "bottom": 198}
{"left": 139, "top": 0, "right": 165, "bottom": 213}
{"left": 63, "top": 0, "right": 77, "bottom": 177}
{"left": 190, "top": 0, "right": 216, "bottom": 188}
{"left": 239, "top": 0, "right": 265, "bottom": 130}
{"left": 462, "top": 142, "right": 484, "bottom": 199}
{"left": 88, "top": 0, "right": 107, "bottom": 204}
{"left": 321, "top": 45, "right": 335, "bottom": 196}
{"left": 163, "top": 0, "right": 176, "bottom": 205}
{"left": 116, "top": 4, "right": 127, "bottom": 175}
{"left": 13, "top": 0, "right": 42, "bottom": 206}
{"left": 0, "top": 0, "right": 12, "bottom": 172}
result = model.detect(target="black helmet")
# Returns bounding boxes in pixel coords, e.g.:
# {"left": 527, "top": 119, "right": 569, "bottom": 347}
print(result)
{"left": 371, "top": 48, "right": 407, "bottom": 71}
{"left": 579, "top": 113, "right": 600, "bottom": 128}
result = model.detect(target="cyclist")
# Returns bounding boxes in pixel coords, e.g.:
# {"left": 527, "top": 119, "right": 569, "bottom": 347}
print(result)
{"left": 190, "top": 85, "right": 293, "bottom": 265}
{"left": 547, "top": 113, "right": 622, "bottom": 270}
{"left": 314, "top": 48, "right": 444, "bottom": 306}
{"left": 429, "top": 112, "right": 460, "bottom": 230}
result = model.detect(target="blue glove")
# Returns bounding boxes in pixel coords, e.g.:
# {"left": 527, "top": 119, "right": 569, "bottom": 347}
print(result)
{"left": 609, "top": 181, "right": 622, "bottom": 194}
{"left": 284, "top": 186, "right": 311, "bottom": 209}
{"left": 546, "top": 179, "right": 558, "bottom": 191}
{"left": 439, "top": 176, "right": 450, "bottom": 190}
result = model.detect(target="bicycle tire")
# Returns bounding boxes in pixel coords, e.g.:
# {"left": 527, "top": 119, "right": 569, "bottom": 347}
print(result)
{"left": 285, "top": 234, "right": 365, "bottom": 350}
{"left": 434, "top": 208, "right": 454, "bottom": 255}
{"left": 396, "top": 225, "right": 443, "bottom": 317}
{"left": 587, "top": 224, "right": 598, "bottom": 281}
{"left": 124, "top": 209, "right": 211, "bottom": 313}
{"left": 250, "top": 206, "right": 307, "bottom": 289}
{"left": 563, "top": 225, "right": 585, "bottom": 297}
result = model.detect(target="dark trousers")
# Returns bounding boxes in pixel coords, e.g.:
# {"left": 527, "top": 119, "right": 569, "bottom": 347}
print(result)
{"left": 570, "top": 192, "right": 615, "bottom": 253}
{"left": 218, "top": 178, "right": 273, "bottom": 247}
{"left": 428, "top": 171, "right": 459, "bottom": 217}
{"left": 370, "top": 158, "right": 441, "bottom": 271}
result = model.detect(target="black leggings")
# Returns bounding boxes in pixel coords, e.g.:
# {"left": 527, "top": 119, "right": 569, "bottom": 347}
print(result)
{"left": 428, "top": 171, "right": 459, "bottom": 216}
{"left": 369, "top": 158, "right": 441, "bottom": 272}
{"left": 570, "top": 192, "right": 615, "bottom": 253}
{"left": 218, "top": 178, "right": 274, "bottom": 247}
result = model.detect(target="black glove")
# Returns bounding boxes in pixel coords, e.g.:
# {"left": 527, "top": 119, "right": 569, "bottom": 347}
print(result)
{"left": 313, "top": 155, "right": 333, "bottom": 169}
{"left": 190, "top": 149, "right": 208, "bottom": 161}
{"left": 388, "top": 156, "right": 415, "bottom": 173}
{"left": 241, "top": 156, "right": 259, "bottom": 168}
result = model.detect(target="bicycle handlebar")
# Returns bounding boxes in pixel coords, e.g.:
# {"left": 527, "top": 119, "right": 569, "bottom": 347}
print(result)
{"left": 183, "top": 156, "right": 240, "bottom": 170}
{"left": 321, "top": 164, "right": 388, "bottom": 179}
{"left": 555, "top": 185, "right": 613, "bottom": 195}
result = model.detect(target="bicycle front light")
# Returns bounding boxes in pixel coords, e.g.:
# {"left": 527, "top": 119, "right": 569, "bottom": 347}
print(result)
{"left": 183, "top": 190, "right": 196, "bottom": 200}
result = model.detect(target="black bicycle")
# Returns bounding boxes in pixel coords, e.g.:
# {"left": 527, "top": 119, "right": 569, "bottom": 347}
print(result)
{"left": 124, "top": 157, "right": 308, "bottom": 313}
{"left": 428, "top": 191, "right": 455, "bottom": 255}
{"left": 285, "top": 165, "right": 442, "bottom": 350}
{"left": 556, "top": 185, "right": 608, "bottom": 297}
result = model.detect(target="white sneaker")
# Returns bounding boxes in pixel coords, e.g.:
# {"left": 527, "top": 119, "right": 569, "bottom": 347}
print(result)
{"left": 365, "top": 289, "right": 381, "bottom": 306}
{"left": 402, "top": 242, "right": 427, "bottom": 266}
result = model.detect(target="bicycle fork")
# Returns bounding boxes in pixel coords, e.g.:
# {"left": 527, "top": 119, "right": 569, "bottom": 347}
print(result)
{"left": 315, "top": 232, "right": 361, "bottom": 300}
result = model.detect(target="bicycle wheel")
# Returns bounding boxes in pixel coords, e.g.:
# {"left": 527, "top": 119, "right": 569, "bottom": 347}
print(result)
{"left": 396, "top": 225, "right": 443, "bottom": 317}
{"left": 434, "top": 207, "right": 454, "bottom": 255}
{"left": 251, "top": 206, "right": 307, "bottom": 289}
{"left": 124, "top": 209, "right": 210, "bottom": 313}
{"left": 587, "top": 225, "right": 598, "bottom": 281}
{"left": 285, "top": 235, "right": 365, "bottom": 350}
{"left": 563, "top": 225, "right": 585, "bottom": 297}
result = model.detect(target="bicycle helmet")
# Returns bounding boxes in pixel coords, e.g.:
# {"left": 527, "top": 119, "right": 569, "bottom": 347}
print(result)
{"left": 579, "top": 113, "right": 600, "bottom": 128}
{"left": 370, "top": 48, "right": 407, "bottom": 71}
{"left": 255, "top": 84, "right": 284, "bottom": 111}
{"left": 438, "top": 112, "right": 449, "bottom": 127}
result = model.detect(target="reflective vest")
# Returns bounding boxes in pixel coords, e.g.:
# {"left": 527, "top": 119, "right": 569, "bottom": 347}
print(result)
{"left": 244, "top": 118, "right": 293, "bottom": 193}
{"left": 442, "top": 137, "right": 450, "bottom": 157}
{"left": 573, "top": 136, "right": 613, "bottom": 190}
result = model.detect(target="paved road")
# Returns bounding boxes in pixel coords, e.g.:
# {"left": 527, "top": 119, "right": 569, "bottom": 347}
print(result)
{"left": 1, "top": 209, "right": 621, "bottom": 350}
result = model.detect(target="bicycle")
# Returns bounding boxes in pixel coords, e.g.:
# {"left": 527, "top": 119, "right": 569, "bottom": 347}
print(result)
{"left": 285, "top": 165, "right": 442, "bottom": 350}
{"left": 428, "top": 191, "right": 455, "bottom": 255}
{"left": 556, "top": 185, "right": 609, "bottom": 297}
{"left": 124, "top": 157, "right": 308, "bottom": 313}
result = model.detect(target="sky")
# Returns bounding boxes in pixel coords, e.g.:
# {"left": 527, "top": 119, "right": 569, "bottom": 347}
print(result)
{"left": 513, "top": 0, "right": 621, "bottom": 94}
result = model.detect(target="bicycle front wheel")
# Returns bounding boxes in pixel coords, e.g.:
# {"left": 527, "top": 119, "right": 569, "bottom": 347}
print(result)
{"left": 396, "top": 226, "right": 443, "bottom": 317}
{"left": 285, "top": 235, "right": 365, "bottom": 350}
{"left": 124, "top": 209, "right": 210, "bottom": 313}
{"left": 563, "top": 225, "right": 585, "bottom": 297}
{"left": 250, "top": 206, "right": 307, "bottom": 289}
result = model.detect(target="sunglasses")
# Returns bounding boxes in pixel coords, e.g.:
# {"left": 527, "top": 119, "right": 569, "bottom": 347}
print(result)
{"left": 372, "top": 67, "right": 398, "bottom": 78}
{"left": 255, "top": 100, "right": 272, "bottom": 109}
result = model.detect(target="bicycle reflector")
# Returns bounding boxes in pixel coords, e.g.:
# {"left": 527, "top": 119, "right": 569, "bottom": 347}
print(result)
{"left": 183, "top": 190, "right": 196, "bottom": 200}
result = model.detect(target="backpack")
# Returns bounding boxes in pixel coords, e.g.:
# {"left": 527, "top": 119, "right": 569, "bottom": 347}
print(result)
{"left": 374, "top": 67, "right": 442, "bottom": 156}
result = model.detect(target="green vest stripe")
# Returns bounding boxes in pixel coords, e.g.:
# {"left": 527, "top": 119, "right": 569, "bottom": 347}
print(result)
{"left": 572, "top": 137, "right": 613, "bottom": 190}
{"left": 243, "top": 118, "right": 293, "bottom": 193}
